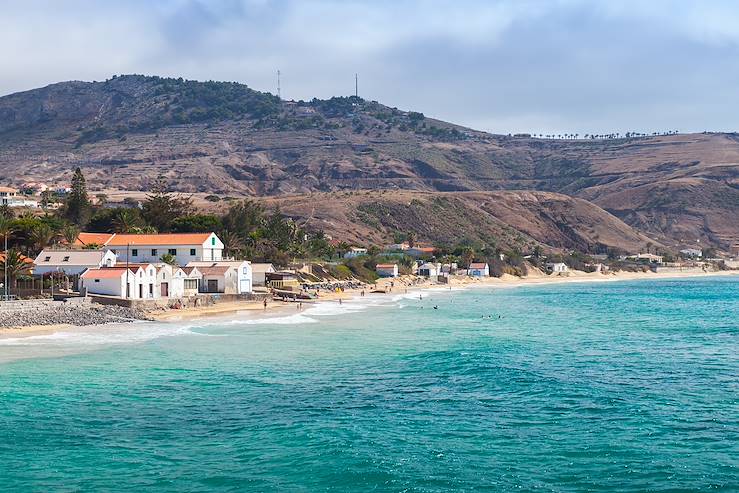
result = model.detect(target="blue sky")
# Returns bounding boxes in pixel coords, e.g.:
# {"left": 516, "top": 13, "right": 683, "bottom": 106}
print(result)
{"left": 2, "top": 0, "right": 739, "bottom": 134}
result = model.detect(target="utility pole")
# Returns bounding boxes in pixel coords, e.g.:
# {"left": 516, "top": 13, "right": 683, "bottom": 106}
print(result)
{"left": 277, "top": 70, "right": 281, "bottom": 100}
{"left": 2, "top": 231, "right": 7, "bottom": 301}
{"left": 126, "top": 243, "right": 130, "bottom": 299}
{"left": 355, "top": 73, "right": 358, "bottom": 98}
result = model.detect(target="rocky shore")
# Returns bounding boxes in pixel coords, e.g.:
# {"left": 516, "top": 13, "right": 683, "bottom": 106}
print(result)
{"left": 0, "top": 301, "right": 153, "bottom": 329}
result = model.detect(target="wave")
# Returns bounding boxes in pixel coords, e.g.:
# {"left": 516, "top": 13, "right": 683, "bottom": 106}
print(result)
{"left": 0, "top": 322, "right": 199, "bottom": 347}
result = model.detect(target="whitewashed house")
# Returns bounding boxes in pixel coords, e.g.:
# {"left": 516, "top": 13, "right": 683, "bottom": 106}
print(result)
{"left": 344, "top": 247, "right": 368, "bottom": 259}
{"left": 34, "top": 249, "right": 117, "bottom": 278}
{"left": 546, "top": 262, "right": 569, "bottom": 274}
{"left": 180, "top": 267, "right": 203, "bottom": 297}
{"left": 418, "top": 262, "right": 440, "bottom": 277}
{"left": 198, "top": 265, "right": 239, "bottom": 294}
{"left": 467, "top": 262, "right": 489, "bottom": 277}
{"left": 376, "top": 263, "right": 399, "bottom": 277}
{"left": 251, "top": 263, "right": 276, "bottom": 287}
{"left": 80, "top": 264, "right": 158, "bottom": 299}
{"left": 0, "top": 187, "right": 38, "bottom": 208}
{"left": 188, "top": 260, "right": 252, "bottom": 293}
{"left": 679, "top": 248, "right": 703, "bottom": 258}
{"left": 75, "top": 232, "right": 224, "bottom": 266}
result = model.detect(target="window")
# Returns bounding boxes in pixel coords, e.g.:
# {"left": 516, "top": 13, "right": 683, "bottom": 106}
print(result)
{"left": 44, "top": 256, "right": 51, "bottom": 262}
{"left": 62, "top": 256, "right": 70, "bottom": 262}
{"left": 168, "top": 248, "right": 177, "bottom": 255}
{"left": 211, "top": 237, "right": 216, "bottom": 245}
{"left": 242, "top": 267, "right": 248, "bottom": 274}
{"left": 184, "top": 279, "right": 198, "bottom": 290}
{"left": 151, "top": 248, "right": 158, "bottom": 256}
{"left": 131, "top": 249, "right": 138, "bottom": 257}
{"left": 190, "top": 248, "right": 196, "bottom": 256}
{"left": 94, "top": 279, "right": 100, "bottom": 283}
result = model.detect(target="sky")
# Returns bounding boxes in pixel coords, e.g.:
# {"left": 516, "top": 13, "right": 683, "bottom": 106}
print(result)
{"left": 2, "top": 0, "right": 739, "bottom": 135}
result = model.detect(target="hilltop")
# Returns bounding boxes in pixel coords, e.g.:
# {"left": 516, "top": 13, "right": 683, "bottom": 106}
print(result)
{"left": 1, "top": 75, "right": 737, "bottom": 250}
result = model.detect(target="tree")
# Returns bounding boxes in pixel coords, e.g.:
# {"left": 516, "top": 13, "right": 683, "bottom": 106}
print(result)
{"left": 95, "top": 193, "right": 109, "bottom": 207}
{"left": 30, "top": 223, "right": 59, "bottom": 253}
{"left": 0, "top": 249, "right": 28, "bottom": 294}
{"left": 64, "top": 167, "right": 92, "bottom": 226}
{"left": 141, "top": 178, "right": 193, "bottom": 232}
{"left": 112, "top": 209, "right": 141, "bottom": 233}
{"left": 61, "top": 225, "right": 80, "bottom": 246}
{"left": 460, "top": 246, "right": 475, "bottom": 268}
{"left": 219, "top": 230, "right": 244, "bottom": 258}
{"left": 160, "top": 253, "right": 177, "bottom": 265}
{"left": 0, "top": 218, "right": 16, "bottom": 299}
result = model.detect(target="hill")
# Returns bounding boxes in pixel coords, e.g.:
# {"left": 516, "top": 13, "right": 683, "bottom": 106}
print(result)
{"left": 1, "top": 75, "right": 737, "bottom": 249}
{"left": 265, "top": 190, "right": 655, "bottom": 254}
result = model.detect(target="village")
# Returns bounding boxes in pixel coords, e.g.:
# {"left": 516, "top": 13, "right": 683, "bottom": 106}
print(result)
{"left": 1, "top": 179, "right": 738, "bottom": 328}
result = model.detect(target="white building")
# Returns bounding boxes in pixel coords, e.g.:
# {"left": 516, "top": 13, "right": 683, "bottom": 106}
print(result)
{"left": 34, "top": 249, "right": 117, "bottom": 277}
{"left": 467, "top": 262, "right": 489, "bottom": 277}
{"left": 546, "top": 262, "right": 569, "bottom": 274}
{"left": 251, "top": 263, "right": 276, "bottom": 287}
{"left": 0, "top": 187, "right": 38, "bottom": 208}
{"left": 180, "top": 267, "right": 203, "bottom": 297}
{"left": 80, "top": 264, "right": 158, "bottom": 299}
{"left": 344, "top": 247, "right": 368, "bottom": 259}
{"left": 376, "top": 263, "right": 399, "bottom": 277}
{"left": 624, "top": 253, "right": 664, "bottom": 264}
{"left": 197, "top": 265, "right": 239, "bottom": 294}
{"left": 418, "top": 262, "right": 440, "bottom": 277}
{"left": 188, "top": 260, "right": 252, "bottom": 294}
{"left": 679, "top": 248, "right": 703, "bottom": 258}
{"left": 75, "top": 232, "right": 224, "bottom": 266}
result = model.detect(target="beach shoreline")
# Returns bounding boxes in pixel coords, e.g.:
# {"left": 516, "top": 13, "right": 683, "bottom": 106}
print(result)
{"left": 1, "top": 269, "right": 737, "bottom": 339}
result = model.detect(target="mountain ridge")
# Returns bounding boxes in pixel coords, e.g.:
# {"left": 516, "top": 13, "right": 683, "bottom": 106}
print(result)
{"left": 1, "top": 75, "right": 737, "bottom": 250}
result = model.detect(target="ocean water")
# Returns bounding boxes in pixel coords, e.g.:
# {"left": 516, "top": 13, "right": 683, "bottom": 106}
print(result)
{"left": 0, "top": 277, "right": 737, "bottom": 491}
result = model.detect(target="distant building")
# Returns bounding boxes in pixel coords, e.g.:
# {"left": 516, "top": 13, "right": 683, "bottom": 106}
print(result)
{"left": 251, "top": 263, "right": 276, "bottom": 287}
{"left": 467, "top": 262, "right": 490, "bottom": 277}
{"left": 417, "top": 262, "right": 439, "bottom": 277}
{"left": 344, "top": 247, "right": 368, "bottom": 259}
{"left": 625, "top": 253, "right": 664, "bottom": 264}
{"left": 406, "top": 246, "right": 436, "bottom": 257}
{"left": 197, "top": 264, "right": 239, "bottom": 294}
{"left": 546, "top": 262, "right": 569, "bottom": 274}
{"left": 266, "top": 271, "right": 300, "bottom": 290}
{"left": 679, "top": 248, "right": 703, "bottom": 258}
{"left": 188, "top": 260, "right": 252, "bottom": 294}
{"left": 376, "top": 263, "right": 399, "bottom": 277}
{"left": 0, "top": 186, "right": 38, "bottom": 208}
{"left": 384, "top": 243, "right": 410, "bottom": 251}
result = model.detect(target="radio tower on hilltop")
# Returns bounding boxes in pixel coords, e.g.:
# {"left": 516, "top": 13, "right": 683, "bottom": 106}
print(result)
{"left": 354, "top": 73, "right": 358, "bottom": 97}
{"left": 277, "top": 70, "right": 281, "bottom": 99}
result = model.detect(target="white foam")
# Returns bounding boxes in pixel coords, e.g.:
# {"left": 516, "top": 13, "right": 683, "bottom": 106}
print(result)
{"left": 0, "top": 322, "right": 199, "bottom": 347}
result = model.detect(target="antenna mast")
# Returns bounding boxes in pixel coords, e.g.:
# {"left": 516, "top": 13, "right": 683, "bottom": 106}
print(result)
{"left": 277, "top": 70, "right": 281, "bottom": 99}
{"left": 355, "top": 73, "right": 358, "bottom": 97}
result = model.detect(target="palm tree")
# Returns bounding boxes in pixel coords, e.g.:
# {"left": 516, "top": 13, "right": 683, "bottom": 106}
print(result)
{"left": 0, "top": 217, "right": 15, "bottom": 300}
{"left": 112, "top": 209, "right": 138, "bottom": 233}
{"left": 30, "top": 223, "right": 58, "bottom": 253}
{"left": 0, "top": 249, "right": 28, "bottom": 296}
{"left": 219, "top": 230, "right": 244, "bottom": 259}
{"left": 61, "top": 225, "right": 80, "bottom": 246}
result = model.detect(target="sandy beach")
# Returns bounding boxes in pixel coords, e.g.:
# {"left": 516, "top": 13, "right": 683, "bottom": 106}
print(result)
{"left": 1, "top": 269, "right": 736, "bottom": 339}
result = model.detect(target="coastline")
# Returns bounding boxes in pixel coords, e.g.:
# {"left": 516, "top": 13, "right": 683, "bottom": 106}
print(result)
{"left": 1, "top": 269, "right": 737, "bottom": 339}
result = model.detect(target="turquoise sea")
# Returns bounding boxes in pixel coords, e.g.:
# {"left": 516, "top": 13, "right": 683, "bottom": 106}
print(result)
{"left": 1, "top": 276, "right": 737, "bottom": 491}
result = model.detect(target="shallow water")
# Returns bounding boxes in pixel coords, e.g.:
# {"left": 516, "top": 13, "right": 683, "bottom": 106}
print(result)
{"left": 1, "top": 277, "right": 737, "bottom": 491}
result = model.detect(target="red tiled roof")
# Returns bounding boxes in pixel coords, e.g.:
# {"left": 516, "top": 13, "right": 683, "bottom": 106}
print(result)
{"left": 376, "top": 263, "right": 397, "bottom": 269}
{"left": 106, "top": 233, "right": 213, "bottom": 246}
{"left": 469, "top": 263, "right": 488, "bottom": 269}
{"left": 75, "top": 232, "right": 114, "bottom": 246}
{"left": 80, "top": 268, "right": 129, "bottom": 279}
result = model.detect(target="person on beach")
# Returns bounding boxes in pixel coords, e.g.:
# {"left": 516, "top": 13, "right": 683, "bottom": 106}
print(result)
{"left": 339, "top": 298, "right": 342, "bottom": 305}
{"left": 263, "top": 299, "right": 268, "bottom": 310}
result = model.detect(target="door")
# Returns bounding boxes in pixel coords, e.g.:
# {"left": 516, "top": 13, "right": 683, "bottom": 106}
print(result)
{"left": 239, "top": 279, "right": 250, "bottom": 294}
{"left": 161, "top": 282, "right": 169, "bottom": 297}
{"left": 207, "top": 279, "right": 218, "bottom": 292}
{"left": 138, "top": 284, "right": 143, "bottom": 299}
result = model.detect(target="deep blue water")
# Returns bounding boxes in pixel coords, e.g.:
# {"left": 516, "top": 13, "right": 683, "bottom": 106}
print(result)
{"left": 1, "top": 277, "right": 737, "bottom": 491}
